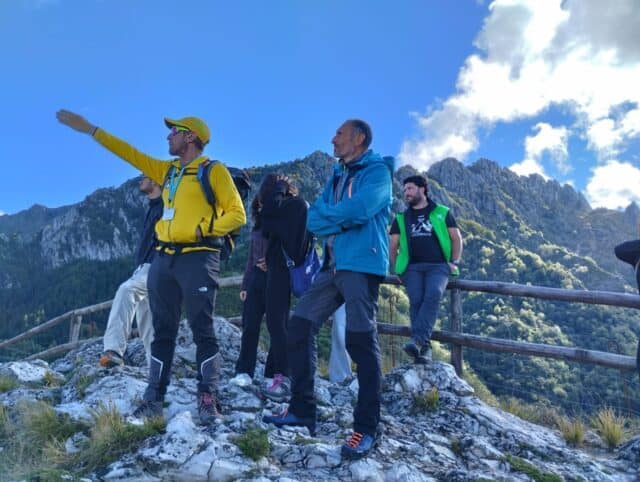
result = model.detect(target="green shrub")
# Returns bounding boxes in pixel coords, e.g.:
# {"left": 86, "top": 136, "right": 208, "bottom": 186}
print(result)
{"left": 233, "top": 426, "right": 270, "bottom": 461}
{"left": 505, "top": 454, "right": 562, "bottom": 482}
{"left": 591, "top": 408, "right": 625, "bottom": 450}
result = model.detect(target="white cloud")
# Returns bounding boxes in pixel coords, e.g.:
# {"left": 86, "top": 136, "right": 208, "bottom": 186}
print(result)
{"left": 0, "top": 210, "right": 5, "bottom": 216}
{"left": 587, "top": 107, "right": 640, "bottom": 156}
{"left": 585, "top": 160, "right": 640, "bottom": 209}
{"left": 522, "top": 122, "right": 570, "bottom": 174}
{"left": 509, "top": 158, "right": 549, "bottom": 179}
{"left": 401, "top": 0, "right": 640, "bottom": 170}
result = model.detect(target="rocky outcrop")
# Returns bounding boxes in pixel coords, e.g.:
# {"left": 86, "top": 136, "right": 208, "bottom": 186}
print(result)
{"left": 1, "top": 316, "right": 637, "bottom": 481}
{"left": 39, "top": 181, "right": 145, "bottom": 268}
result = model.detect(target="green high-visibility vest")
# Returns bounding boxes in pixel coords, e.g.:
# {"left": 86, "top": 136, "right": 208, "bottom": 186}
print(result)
{"left": 394, "top": 204, "right": 454, "bottom": 275}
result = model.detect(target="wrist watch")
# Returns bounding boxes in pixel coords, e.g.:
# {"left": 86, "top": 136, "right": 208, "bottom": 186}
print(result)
{"left": 452, "top": 259, "right": 460, "bottom": 265}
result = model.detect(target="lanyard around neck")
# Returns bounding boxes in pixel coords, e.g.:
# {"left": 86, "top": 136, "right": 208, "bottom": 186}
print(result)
{"left": 167, "top": 164, "right": 188, "bottom": 205}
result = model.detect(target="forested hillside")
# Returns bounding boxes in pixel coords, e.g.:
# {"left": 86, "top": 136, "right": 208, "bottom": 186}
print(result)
{"left": 1, "top": 152, "right": 638, "bottom": 415}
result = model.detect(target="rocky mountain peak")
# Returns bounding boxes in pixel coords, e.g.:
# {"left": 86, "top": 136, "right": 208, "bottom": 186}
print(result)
{"left": 1, "top": 316, "right": 637, "bottom": 480}
{"left": 624, "top": 202, "right": 640, "bottom": 226}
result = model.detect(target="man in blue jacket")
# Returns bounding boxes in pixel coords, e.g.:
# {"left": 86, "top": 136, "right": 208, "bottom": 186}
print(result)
{"left": 263, "top": 119, "right": 394, "bottom": 460}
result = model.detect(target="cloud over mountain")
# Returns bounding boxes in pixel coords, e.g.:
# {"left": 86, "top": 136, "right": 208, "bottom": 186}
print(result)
{"left": 401, "top": 0, "right": 640, "bottom": 209}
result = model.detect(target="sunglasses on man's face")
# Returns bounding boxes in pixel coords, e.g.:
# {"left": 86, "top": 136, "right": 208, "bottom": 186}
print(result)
{"left": 169, "top": 126, "right": 190, "bottom": 136}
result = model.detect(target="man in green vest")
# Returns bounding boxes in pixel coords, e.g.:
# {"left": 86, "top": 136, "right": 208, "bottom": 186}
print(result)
{"left": 389, "top": 175, "right": 463, "bottom": 363}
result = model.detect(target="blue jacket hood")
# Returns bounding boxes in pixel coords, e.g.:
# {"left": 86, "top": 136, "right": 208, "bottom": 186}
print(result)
{"left": 333, "top": 150, "right": 396, "bottom": 177}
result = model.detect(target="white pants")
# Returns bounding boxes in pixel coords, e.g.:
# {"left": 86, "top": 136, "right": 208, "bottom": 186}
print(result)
{"left": 103, "top": 263, "right": 154, "bottom": 362}
{"left": 328, "top": 304, "right": 353, "bottom": 383}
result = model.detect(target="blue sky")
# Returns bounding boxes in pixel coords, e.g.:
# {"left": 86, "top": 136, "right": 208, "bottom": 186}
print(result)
{"left": 1, "top": 0, "right": 639, "bottom": 215}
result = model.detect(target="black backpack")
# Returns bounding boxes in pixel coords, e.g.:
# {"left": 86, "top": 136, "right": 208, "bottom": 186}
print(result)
{"left": 197, "top": 160, "right": 251, "bottom": 260}
{"left": 164, "top": 160, "right": 251, "bottom": 260}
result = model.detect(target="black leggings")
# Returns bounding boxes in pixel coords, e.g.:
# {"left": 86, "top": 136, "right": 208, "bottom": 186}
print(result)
{"left": 265, "top": 262, "right": 291, "bottom": 376}
{"left": 235, "top": 268, "right": 267, "bottom": 377}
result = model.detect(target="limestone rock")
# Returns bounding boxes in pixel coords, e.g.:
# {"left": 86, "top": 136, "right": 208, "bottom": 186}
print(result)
{"left": 0, "top": 316, "right": 636, "bottom": 481}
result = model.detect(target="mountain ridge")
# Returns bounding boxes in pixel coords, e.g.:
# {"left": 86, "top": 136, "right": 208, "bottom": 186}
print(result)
{"left": 1, "top": 152, "right": 639, "bottom": 416}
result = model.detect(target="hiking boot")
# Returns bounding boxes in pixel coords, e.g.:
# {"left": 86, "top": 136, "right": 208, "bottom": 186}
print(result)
{"left": 403, "top": 338, "right": 420, "bottom": 360}
{"left": 341, "top": 430, "right": 380, "bottom": 460}
{"left": 131, "top": 399, "right": 163, "bottom": 419}
{"left": 99, "top": 350, "right": 124, "bottom": 368}
{"left": 197, "top": 392, "right": 221, "bottom": 425}
{"left": 262, "top": 407, "right": 316, "bottom": 436}
{"left": 416, "top": 342, "right": 433, "bottom": 364}
{"left": 262, "top": 373, "right": 291, "bottom": 402}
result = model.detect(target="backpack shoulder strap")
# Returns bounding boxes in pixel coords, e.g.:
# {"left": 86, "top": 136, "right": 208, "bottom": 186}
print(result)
{"left": 197, "top": 159, "right": 217, "bottom": 208}
{"left": 197, "top": 159, "right": 219, "bottom": 234}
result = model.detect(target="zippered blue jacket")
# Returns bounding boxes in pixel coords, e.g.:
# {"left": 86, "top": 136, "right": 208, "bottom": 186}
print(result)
{"left": 307, "top": 150, "right": 394, "bottom": 276}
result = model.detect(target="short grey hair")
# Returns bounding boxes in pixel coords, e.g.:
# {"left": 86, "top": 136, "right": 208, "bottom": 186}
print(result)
{"left": 346, "top": 119, "right": 372, "bottom": 148}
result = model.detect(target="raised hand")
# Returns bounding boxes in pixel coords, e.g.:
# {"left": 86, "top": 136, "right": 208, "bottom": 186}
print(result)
{"left": 56, "top": 109, "right": 96, "bottom": 135}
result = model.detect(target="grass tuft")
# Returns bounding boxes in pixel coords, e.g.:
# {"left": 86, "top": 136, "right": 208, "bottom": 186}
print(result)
{"left": 0, "top": 375, "right": 18, "bottom": 392}
{"left": 0, "top": 400, "right": 87, "bottom": 480}
{"left": 500, "top": 397, "right": 559, "bottom": 427}
{"left": 68, "top": 403, "right": 165, "bottom": 474}
{"left": 233, "top": 426, "right": 270, "bottom": 461}
{"left": 43, "top": 370, "right": 62, "bottom": 387}
{"left": 412, "top": 387, "right": 440, "bottom": 413}
{"left": 74, "top": 373, "right": 95, "bottom": 398}
{"left": 0, "top": 404, "right": 9, "bottom": 437}
{"left": 21, "top": 400, "right": 83, "bottom": 445}
{"left": 590, "top": 408, "right": 626, "bottom": 450}
{"left": 555, "top": 416, "right": 586, "bottom": 447}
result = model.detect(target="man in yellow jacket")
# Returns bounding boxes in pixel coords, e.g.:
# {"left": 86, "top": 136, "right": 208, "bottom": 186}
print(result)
{"left": 56, "top": 109, "right": 246, "bottom": 423}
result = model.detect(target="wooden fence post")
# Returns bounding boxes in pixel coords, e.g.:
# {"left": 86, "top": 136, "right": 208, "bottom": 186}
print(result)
{"left": 69, "top": 315, "right": 82, "bottom": 344}
{"left": 449, "top": 288, "right": 463, "bottom": 376}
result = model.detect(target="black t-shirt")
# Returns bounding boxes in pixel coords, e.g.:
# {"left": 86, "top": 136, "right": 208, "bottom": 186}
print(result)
{"left": 390, "top": 203, "right": 457, "bottom": 263}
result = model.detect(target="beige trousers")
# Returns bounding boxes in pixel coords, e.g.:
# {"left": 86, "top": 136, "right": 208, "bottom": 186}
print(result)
{"left": 103, "top": 263, "right": 154, "bottom": 362}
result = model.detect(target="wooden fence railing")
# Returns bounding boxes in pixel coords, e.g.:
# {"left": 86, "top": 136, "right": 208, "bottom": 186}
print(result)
{"left": 1, "top": 275, "right": 637, "bottom": 375}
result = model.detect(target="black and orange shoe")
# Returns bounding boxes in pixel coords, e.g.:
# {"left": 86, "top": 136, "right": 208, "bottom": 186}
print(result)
{"left": 341, "top": 430, "right": 380, "bottom": 460}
